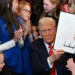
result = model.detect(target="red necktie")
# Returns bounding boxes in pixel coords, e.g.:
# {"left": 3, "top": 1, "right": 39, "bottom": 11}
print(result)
{"left": 49, "top": 45, "right": 55, "bottom": 75}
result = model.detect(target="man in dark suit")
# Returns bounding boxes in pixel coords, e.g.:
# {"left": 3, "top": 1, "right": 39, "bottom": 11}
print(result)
{"left": 29, "top": 17, "right": 71, "bottom": 75}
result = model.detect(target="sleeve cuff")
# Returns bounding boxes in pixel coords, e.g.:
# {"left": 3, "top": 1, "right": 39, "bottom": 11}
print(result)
{"left": 18, "top": 37, "right": 24, "bottom": 48}
{"left": 47, "top": 57, "right": 53, "bottom": 68}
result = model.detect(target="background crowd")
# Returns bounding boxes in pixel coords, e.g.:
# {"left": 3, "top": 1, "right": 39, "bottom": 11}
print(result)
{"left": 0, "top": 0, "right": 75, "bottom": 75}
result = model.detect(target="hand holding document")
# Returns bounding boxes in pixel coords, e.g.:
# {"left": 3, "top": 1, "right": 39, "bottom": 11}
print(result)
{"left": 54, "top": 12, "right": 75, "bottom": 54}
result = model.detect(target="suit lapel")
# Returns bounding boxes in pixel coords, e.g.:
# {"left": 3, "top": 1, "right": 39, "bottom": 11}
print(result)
{"left": 39, "top": 39, "right": 49, "bottom": 57}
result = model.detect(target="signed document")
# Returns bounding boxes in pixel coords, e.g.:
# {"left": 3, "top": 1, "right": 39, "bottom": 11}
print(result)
{"left": 54, "top": 12, "right": 75, "bottom": 54}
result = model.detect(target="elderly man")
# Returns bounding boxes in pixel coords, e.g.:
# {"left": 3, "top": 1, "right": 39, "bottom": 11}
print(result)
{"left": 29, "top": 17, "right": 72, "bottom": 75}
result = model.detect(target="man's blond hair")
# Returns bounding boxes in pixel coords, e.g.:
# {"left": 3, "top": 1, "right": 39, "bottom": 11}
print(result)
{"left": 38, "top": 17, "right": 56, "bottom": 30}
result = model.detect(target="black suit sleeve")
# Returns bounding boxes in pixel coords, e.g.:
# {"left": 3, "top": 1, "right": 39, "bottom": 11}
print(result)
{"left": 29, "top": 40, "right": 50, "bottom": 74}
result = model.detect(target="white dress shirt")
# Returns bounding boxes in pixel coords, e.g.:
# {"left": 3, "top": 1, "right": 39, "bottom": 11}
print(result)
{"left": 44, "top": 42, "right": 57, "bottom": 75}
{"left": 44, "top": 42, "right": 53, "bottom": 68}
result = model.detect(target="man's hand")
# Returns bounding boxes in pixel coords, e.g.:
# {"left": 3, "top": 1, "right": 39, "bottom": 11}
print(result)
{"left": 49, "top": 49, "right": 64, "bottom": 64}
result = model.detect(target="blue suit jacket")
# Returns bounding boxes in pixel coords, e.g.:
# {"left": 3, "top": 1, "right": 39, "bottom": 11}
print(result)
{"left": 29, "top": 38, "right": 72, "bottom": 75}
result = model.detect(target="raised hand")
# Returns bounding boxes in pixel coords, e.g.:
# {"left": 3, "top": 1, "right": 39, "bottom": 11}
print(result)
{"left": 14, "top": 26, "right": 23, "bottom": 43}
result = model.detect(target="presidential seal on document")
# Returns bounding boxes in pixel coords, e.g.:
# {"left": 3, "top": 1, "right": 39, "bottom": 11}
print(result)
{"left": 54, "top": 12, "right": 75, "bottom": 54}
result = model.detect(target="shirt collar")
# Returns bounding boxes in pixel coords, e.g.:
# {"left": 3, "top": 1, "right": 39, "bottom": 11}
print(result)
{"left": 44, "top": 41, "right": 54, "bottom": 53}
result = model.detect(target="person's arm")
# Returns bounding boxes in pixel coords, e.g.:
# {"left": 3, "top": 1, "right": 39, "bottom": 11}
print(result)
{"left": 47, "top": 49, "right": 64, "bottom": 69}
{"left": 47, "top": 57, "right": 53, "bottom": 68}
{"left": 14, "top": 26, "right": 24, "bottom": 48}
{"left": 0, "top": 39, "right": 16, "bottom": 52}
{"left": 0, "top": 26, "right": 24, "bottom": 51}
{"left": 48, "top": 49, "right": 64, "bottom": 65}
{"left": 29, "top": 44, "right": 50, "bottom": 73}
{"left": 0, "top": 32, "right": 17, "bottom": 52}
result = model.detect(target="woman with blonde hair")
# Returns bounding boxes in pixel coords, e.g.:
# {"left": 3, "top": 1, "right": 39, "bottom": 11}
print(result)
{"left": 17, "top": 1, "right": 32, "bottom": 75}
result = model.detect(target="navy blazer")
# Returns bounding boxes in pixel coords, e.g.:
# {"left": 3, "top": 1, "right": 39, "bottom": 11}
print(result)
{"left": 29, "top": 38, "right": 72, "bottom": 75}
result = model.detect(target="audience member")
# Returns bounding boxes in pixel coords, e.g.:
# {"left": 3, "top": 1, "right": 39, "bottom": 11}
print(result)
{"left": 17, "top": 1, "right": 33, "bottom": 41}
{"left": 17, "top": 1, "right": 32, "bottom": 75}
{"left": 68, "top": 0, "right": 75, "bottom": 14}
{"left": 66, "top": 27, "right": 75, "bottom": 75}
{"left": 0, "top": 31, "right": 24, "bottom": 52}
{"left": 31, "top": 25, "right": 38, "bottom": 40}
{"left": 60, "top": 0, "right": 69, "bottom": 12}
{"left": 0, "top": 0, "right": 24, "bottom": 75}
{"left": 60, "top": 0, "right": 75, "bottom": 14}
{"left": 42, "top": 0, "right": 60, "bottom": 27}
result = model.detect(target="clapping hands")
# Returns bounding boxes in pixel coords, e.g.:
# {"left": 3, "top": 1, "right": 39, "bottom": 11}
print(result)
{"left": 14, "top": 26, "right": 23, "bottom": 43}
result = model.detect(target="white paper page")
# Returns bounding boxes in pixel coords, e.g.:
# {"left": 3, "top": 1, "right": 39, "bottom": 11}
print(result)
{"left": 54, "top": 12, "right": 75, "bottom": 54}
